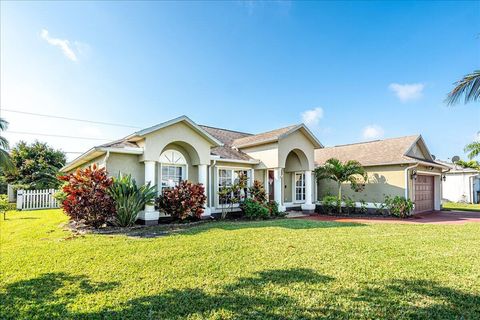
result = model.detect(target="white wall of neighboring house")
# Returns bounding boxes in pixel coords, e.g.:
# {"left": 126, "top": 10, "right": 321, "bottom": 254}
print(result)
{"left": 442, "top": 172, "right": 480, "bottom": 203}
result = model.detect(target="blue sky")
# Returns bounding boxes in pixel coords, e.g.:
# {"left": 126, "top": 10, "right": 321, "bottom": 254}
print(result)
{"left": 1, "top": 1, "right": 479, "bottom": 161}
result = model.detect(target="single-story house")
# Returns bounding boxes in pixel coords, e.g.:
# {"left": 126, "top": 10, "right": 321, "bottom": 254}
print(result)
{"left": 436, "top": 160, "right": 480, "bottom": 204}
{"left": 62, "top": 116, "right": 322, "bottom": 224}
{"left": 62, "top": 116, "right": 448, "bottom": 223}
{"left": 314, "top": 135, "right": 449, "bottom": 213}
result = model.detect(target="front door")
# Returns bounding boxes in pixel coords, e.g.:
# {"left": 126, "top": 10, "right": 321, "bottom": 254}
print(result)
{"left": 414, "top": 175, "right": 434, "bottom": 213}
{"left": 268, "top": 170, "right": 275, "bottom": 201}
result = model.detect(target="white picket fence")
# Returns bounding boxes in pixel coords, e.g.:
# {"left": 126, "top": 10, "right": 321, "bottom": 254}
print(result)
{"left": 16, "top": 189, "right": 59, "bottom": 210}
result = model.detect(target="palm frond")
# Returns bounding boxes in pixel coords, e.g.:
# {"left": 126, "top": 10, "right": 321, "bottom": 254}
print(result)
{"left": 446, "top": 70, "right": 480, "bottom": 105}
{"left": 0, "top": 149, "right": 14, "bottom": 171}
{"left": 465, "top": 141, "right": 480, "bottom": 159}
{"left": 0, "top": 117, "right": 8, "bottom": 131}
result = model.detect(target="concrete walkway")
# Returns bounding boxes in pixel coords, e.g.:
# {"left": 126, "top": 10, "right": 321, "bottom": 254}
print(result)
{"left": 294, "top": 210, "right": 480, "bottom": 225}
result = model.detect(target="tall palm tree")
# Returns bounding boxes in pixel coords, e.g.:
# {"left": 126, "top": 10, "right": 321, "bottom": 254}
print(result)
{"left": 314, "top": 158, "right": 367, "bottom": 213}
{"left": 0, "top": 117, "right": 13, "bottom": 171}
{"left": 445, "top": 70, "right": 480, "bottom": 105}
{"left": 465, "top": 141, "right": 480, "bottom": 159}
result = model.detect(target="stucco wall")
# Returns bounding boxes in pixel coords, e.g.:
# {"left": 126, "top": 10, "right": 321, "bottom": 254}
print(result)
{"left": 106, "top": 153, "right": 144, "bottom": 184}
{"left": 442, "top": 172, "right": 477, "bottom": 203}
{"left": 241, "top": 142, "right": 279, "bottom": 169}
{"left": 279, "top": 130, "right": 315, "bottom": 170}
{"left": 141, "top": 121, "right": 212, "bottom": 165}
{"left": 317, "top": 165, "right": 406, "bottom": 203}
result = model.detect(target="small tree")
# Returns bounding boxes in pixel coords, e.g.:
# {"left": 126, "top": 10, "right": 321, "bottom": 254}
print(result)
{"left": 58, "top": 164, "right": 116, "bottom": 228}
{"left": 0, "top": 118, "right": 13, "bottom": 172}
{"left": 6, "top": 140, "right": 66, "bottom": 189}
{"left": 315, "top": 158, "right": 367, "bottom": 214}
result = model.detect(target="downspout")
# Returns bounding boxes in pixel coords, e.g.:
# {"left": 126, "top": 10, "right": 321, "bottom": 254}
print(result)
{"left": 104, "top": 150, "right": 110, "bottom": 171}
{"left": 404, "top": 164, "right": 418, "bottom": 200}
{"left": 209, "top": 159, "right": 217, "bottom": 209}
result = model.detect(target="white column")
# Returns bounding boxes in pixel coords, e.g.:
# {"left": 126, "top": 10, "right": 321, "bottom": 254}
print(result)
{"left": 137, "top": 160, "right": 159, "bottom": 224}
{"left": 302, "top": 170, "right": 315, "bottom": 212}
{"left": 198, "top": 164, "right": 211, "bottom": 216}
{"left": 274, "top": 168, "right": 286, "bottom": 212}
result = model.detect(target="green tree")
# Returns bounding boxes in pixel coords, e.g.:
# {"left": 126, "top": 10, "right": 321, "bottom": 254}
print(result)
{"left": 315, "top": 158, "right": 367, "bottom": 214}
{"left": 445, "top": 70, "right": 480, "bottom": 105}
{"left": 0, "top": 117, "right": 13, "bottom": 171}
{"left": 464, "top": 141, "right": 480, "bottom": 160}
{"left": 5, "top": 141, "right": 66, "bottom": 189}
{"left": 455, "top": 159, "right": 480, "bottom": 170}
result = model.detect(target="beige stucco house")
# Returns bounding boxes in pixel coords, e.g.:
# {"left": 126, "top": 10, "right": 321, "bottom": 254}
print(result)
{"left": 315, "top": 135, "right": 449, "bottom": 213}
{"left": 62, "top": 116, "right": 322, "bottom": 224}
{"left": 62, "top": 116, "right": 448, "bottom": 223}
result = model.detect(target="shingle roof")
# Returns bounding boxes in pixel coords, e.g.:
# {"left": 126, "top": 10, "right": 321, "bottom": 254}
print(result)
{"left": 435, "top": 160, "right": 479, "bottom": 173}
{"left": 232, "top": 125, "right": 299, "bottom": 148}
{"left": 314, "top": 135, "right": 428, "bottom": 166}
{"left": 99, "top": 140, "right": 140, "bottom": 149}
{"left": 199, "top": 125, "right": 255, "bottom": 161}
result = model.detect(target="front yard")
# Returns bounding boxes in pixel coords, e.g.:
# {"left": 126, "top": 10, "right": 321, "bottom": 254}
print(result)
{"left": 1, "top": 209, "right": 479, "bottom": 319}
{"left": 443, "top": 202, "right": 480, "bottom": 212}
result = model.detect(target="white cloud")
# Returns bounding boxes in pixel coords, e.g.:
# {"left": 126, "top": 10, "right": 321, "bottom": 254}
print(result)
{"left": 40, "top": 29, "right": 78, "bottom": 62}
{"left": 301, "top": 107, "right": 323, "bottom": 126}
{"left": 389, "top": 83, "right": 425, "bottom": 102}
{"left": 362, "top": 125, "right": 384, "bottom": 140}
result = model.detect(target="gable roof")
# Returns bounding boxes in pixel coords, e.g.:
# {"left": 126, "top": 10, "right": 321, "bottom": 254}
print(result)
{"left": 232, "top": 124, "right": 323, "bottom": 149}
{"left": 131, "top": 115, "right": 223, "bottom": 146}
{"left": 315, "top": 135, "right": 445, "bottom": 167}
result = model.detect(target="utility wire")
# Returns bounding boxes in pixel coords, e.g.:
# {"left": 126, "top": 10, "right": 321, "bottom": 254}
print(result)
{"left": 1, "top": 107, "right": 142, "bottom": 129}
{"left": 7, "top": 131, "right": 113, "bottom": 141}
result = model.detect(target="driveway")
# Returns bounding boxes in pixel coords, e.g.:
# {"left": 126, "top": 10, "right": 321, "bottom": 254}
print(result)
{"left": 296, "top": 210, "right": 480, "bottom": 225}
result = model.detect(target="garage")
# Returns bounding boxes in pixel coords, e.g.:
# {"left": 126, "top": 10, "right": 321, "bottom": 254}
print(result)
{"left": 414, "top": 175, "right": 434, "bottom": 213}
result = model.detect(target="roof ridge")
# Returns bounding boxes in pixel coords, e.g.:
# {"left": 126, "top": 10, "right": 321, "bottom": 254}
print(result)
{"left": 244, "top": 123, "right": 300, "bottom": 137}
{"left": 328, "top": 134, "right": 420, "bottom": 148}
{"left": 199, "top": 124, "right": 253, "bottom": 136}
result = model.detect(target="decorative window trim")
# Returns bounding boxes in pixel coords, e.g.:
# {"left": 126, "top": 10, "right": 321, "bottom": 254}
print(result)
{"left": 158, "top": 150, "right": 188, "bottom": 193}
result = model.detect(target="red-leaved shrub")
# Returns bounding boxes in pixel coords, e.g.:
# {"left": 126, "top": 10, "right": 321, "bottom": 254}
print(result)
{"left": 58, "top": 164, "right": 116, "bottom": 228}
{"left": 156, "top": 181, "right": 206, "bottom": 220}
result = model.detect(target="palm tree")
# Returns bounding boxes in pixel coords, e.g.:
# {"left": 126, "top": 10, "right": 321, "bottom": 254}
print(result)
{"left": 0, "top": 117, "right": 13, "bottom": 171}
{"left": 465, "top": 141, "right": 480, "bottom": 159}
{"left": 445, "top": 70, "right": 480, "bottom": 105}
{"left": 314, "top": 158, "right": 367, "bottom": 213}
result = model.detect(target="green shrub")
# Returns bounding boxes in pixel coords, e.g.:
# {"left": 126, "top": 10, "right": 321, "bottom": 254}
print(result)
{"left": 266, "top": 200, "right": 280, "bottom": 216}
{"left": 321, "top": 195, "right": 338, "bottom": 214}
{"left": 108, "top": 174, "right": 157, "bottom": 227}
{"left": 249, "top": 180, "right": 267, "bottom": 203}
{"left": 243, "top": 198, "right": 269, "bottom": 219}
{"left": 343, "top": 197, "right": 355, "bottom": 214}
{"left": 358, "top": 200, "right": 368, "bottom": 214}
{"left": 384, "top": 195, "right": 414, "bottom": 218}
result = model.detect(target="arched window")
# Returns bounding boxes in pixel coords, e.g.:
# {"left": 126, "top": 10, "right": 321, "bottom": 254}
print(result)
{"left": 159, "top": 150, "right": 187, "bottom": 191}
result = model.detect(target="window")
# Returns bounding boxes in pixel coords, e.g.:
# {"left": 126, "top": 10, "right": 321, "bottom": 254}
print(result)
{"left": 159, "top": 150, "right": 187, "bottom": 192}
{"left": 161, "top": 165, "right": 183, "bottom": 189}
{"left": 295, "top": 173, "right": 305, "bottom": 202}
{"left": 218, "top": 168, "right": 249, "bottom": 205}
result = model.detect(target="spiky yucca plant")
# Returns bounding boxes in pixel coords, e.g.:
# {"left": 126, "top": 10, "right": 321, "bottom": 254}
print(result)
{"left": 108, "top": 174, "right": 157, "bottom": 227}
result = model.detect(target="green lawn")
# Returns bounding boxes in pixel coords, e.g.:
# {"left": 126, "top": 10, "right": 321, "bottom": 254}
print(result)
{"left": 1, "top": 210, "right": 479, "bottom": 319}
{"left": 443, "top": 202, "right": 480, "bottom": 212}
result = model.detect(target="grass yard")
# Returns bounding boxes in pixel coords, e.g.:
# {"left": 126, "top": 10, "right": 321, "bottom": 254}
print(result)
{"left": 1, "top": 210, "right": 479, "bottom": 319}
{"left": 442, "top": 202, "right": 480, "bottom": 212}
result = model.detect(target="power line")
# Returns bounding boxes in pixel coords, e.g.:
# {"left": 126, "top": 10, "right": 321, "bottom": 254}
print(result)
{"left": 6, "top": 131, "right": 114, "bottom": 141}
{"left": 1, "top": 107, "right": 142, "bottom": 129}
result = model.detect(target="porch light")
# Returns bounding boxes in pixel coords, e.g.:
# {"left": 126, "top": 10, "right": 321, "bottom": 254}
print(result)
{"left": 442, "top": 175, "right": 446, "bottom": 182}
{"left": 411, "top": 170, "right": 417, "bottom": 180}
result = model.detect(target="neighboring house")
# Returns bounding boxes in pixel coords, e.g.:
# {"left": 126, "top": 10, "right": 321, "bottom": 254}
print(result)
{"left": 62, "top": 116, "right": 322, "bottom": 224}
{"left": 436, "top": 160, "right": 480, "bottom": 204}
{"left": 314, "top": 135, "right": 449, "bottom": 214}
